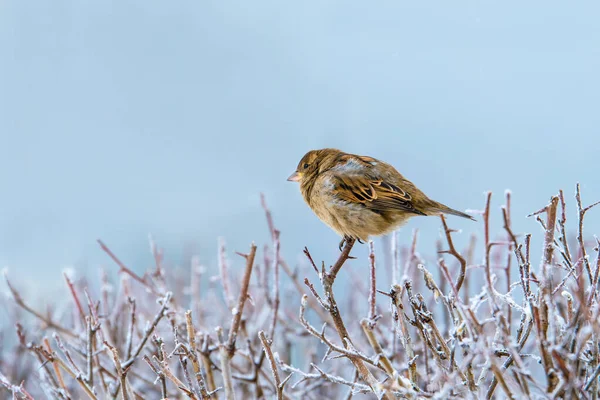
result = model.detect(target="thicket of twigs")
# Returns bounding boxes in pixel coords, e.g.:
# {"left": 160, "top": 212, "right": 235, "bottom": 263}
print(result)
{"left": 1, "top": 186, "right": 600, "bottom": 399}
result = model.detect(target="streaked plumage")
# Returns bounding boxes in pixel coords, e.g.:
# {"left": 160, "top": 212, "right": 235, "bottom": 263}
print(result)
{"left": 287, "top": 148, "right": 474, "bottom": 244}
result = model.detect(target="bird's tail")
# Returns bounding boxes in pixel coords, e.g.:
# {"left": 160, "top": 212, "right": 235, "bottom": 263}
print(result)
{"left": 427, "top": 201, "right": 476, "bottom": 221}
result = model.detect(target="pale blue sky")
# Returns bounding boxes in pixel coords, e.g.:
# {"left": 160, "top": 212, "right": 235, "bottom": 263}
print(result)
{"left": 1, "top": 1, "right": 599, "bottom": 289}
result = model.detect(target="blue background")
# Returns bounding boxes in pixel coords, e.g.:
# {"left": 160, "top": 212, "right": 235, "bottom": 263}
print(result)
{"left": 1, "top": 1, "right": 598, "bottom": 292}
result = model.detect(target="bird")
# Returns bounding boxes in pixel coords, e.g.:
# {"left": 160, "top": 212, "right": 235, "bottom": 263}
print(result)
{"left": 287, "top": 148, "right": 475, "bottom": 250}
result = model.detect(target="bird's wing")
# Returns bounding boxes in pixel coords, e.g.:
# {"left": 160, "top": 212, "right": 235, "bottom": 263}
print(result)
{"left": 332, "top": 174, "right": 425, "bottom": 215}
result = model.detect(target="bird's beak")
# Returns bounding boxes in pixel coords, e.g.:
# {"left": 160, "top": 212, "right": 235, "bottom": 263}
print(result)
{"left": 287, "top": 171, "right": 301, "bottom": 182}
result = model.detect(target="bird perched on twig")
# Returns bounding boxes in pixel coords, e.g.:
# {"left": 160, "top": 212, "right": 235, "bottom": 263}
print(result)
{"left": 288, "top": 148, "right": 474, "bottom": 249}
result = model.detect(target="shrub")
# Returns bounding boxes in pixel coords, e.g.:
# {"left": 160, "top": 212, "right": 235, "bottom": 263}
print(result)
{"left": 1, "top": 187, "right": 599, "bottom": 399}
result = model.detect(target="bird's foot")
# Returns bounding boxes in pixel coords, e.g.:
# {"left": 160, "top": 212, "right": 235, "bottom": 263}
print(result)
{"left": 338, "top": 236, "right": 349, "bottom": 252}
{"left": 339, "top": 236, "right": 364, "bottom": 251}
{"left": 338, "top": 236, "right": 363, "bottom": 259}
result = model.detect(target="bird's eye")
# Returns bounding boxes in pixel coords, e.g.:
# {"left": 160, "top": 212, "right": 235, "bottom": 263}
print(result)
{"left": 303, "top": 163, "right": 309, "bottom": 169}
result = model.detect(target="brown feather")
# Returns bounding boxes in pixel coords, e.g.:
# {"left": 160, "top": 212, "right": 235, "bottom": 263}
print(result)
{"left": 332, "top": 176, "right": 425, "bottom": 215}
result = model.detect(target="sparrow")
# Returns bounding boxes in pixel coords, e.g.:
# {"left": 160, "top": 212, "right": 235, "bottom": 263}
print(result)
{"left": 287, "top": 148, "right": 474, "bottom": 249}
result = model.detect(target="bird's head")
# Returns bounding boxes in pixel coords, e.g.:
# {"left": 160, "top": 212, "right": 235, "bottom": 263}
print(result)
{"left": 287, "top": 148, "right": 342, "bottom": 184}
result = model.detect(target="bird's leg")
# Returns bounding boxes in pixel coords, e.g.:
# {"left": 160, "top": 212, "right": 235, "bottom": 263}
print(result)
{"left": 338, "top": 236, "right": 349, "bottom": 252}
{"left": 338, "top": 236, "right": 360, "bottom": 259}
{"left": 339, "top": 236, "right": 364, "bottom": 251}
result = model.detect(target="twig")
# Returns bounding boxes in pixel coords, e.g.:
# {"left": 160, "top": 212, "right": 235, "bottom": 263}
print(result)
{"left": 439, "top": 215, "right": 467, "bottom": 294}
{"left": 314, "top": 239, "right": 394, "bottom": 399}
{"left": 200, "top": 334, "right": 217, "bottom": 393}
{"left": 258, "top": 331, "right": 284, "bottom": 400}
{"left": 269, "top": 231, "right": 281, "bottom": 339}
{"left": 217, "top": 327, "right": 235, "bottom": 400}
{"left": 151, "top": 337, "right": 168, "bottom": 399}
{"left": 85, "top": 316, "right": 96, "bottom": 387}
{"left": 359, "top": 319, "right": 397, "bottom": 380}
{"left": 227, "top": 244, "right": 257, "bottom": 357}
{"left": 576, "top": 183, "right": 600, "bottom": 284}
{"left": 97, "top": 239, "right": 161, "bottom": 296}
{"left": 535, "top": 196, "right": 559, "bottom": 393}
{"left": 4, "top": 273, "right": 76, "bottom": 337}
{"left": 276, "top": 355, "right": 370, "bottom": 393}
{"left": 219, "top": 238, "right": 234, "bottom": 309}
{"left": 328, "top": 238, "right": 356, "bottom": 281}
{"left": 367, "top": 241, "right": 377, "bottom": 324}
{"left": 105, "top": 341, "right": 129, "bottom": 400}
{"left": 64, "top": 272, "right": 86, "bottom": 326}
{"left": 297, "top": 295, "right": 379, "bottom": 367}
{"left": 122, "top": 292, "right": 172, "bottom": 369}
{"left": 0, "top": 370, "right": 35, "bottom": 400}
{"left": 125, "top": 297, "right": 136, "bottom": 360}
{"left": 186, "top": 311, "right": 211, "bottom": 399}
{"left": 390, "top": 285, "right": 417, "bottom": 384}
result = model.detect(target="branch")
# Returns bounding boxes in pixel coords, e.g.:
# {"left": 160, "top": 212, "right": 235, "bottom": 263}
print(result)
{"left": 258, "top": 331, "right": 284, "bottom": 400}
{"left": 307, "top": 239, "right": 394, "bottom": 399}
{"left": 227, "top": 243, "right": 257, "bottom": 357}
{"left": 439, "top": 215, "right": 467, "bottom": 294}
{"left": 367, "top": 241, "right": 377, "bottom": 324}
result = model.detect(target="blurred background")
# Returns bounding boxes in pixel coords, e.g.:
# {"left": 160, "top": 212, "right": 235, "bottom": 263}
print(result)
{"left": 1, "top": 1, "right": 599, "bottom": 293}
